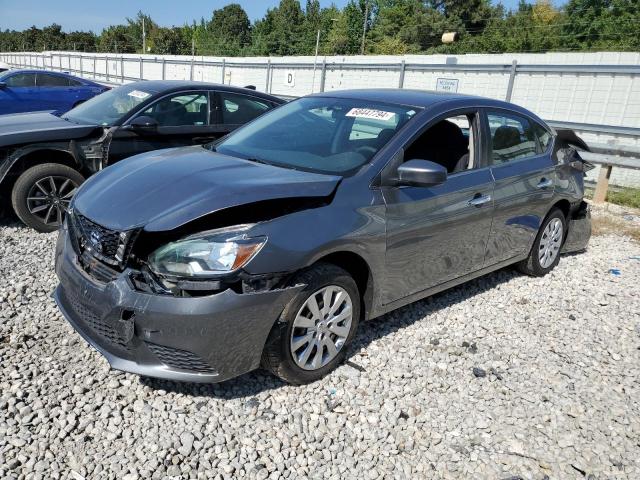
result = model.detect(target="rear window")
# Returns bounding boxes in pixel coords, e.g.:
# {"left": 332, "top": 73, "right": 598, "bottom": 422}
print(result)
{"left": 37, "top": 73, "right": 70, "bottom": 87}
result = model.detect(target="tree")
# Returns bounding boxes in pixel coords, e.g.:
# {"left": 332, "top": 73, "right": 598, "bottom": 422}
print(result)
{"left": 98, "top": 25, "right": 136, "bottom": 53}
{"left": 126, "top": 11, "right": 157, "bottom": 53}
{"left": 200, "top": 4, "right": 251, "bottom": 55}
{"left": 151, "top": 27, "right": 191, "bottom": 55}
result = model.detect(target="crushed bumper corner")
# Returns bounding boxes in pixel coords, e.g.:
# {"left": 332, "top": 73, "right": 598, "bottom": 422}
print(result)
{"left": 53, "top": 227, "right": 303, "bottom": 383}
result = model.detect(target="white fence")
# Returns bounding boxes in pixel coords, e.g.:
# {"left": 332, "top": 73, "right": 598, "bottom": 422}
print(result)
{"left": 2, "top": 50, "right": 639, "bottom": 187}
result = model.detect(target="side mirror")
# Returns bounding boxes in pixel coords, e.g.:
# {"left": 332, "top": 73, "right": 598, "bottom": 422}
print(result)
{"left": 396, "top": 159, "right": 447, "bottom": 187}
{"left": 129, "top": 115, "right": 158, "bottom": 132}
{"left": 0, "top": 82, "right": 7, "bottom": 89}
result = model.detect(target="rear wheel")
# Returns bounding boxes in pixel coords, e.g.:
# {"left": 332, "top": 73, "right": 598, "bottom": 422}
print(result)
{"left": 517, "top": 208, "right": 566, "bottom": 276}
{"left": 11, "top": 163, "right": 84, "bottom": 232}
{"left": 262, "top": 263, "right": 360, "bottom": 385}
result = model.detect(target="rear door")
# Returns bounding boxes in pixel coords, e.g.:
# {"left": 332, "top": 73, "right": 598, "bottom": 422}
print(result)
{"left": 214, "top": 90, "right": 275, "bottom": 136}
{"left": 0, "top": 72, "right": 39, "bottom": 113}
{"left": 107, "top": 90, "right": 213, "bottom": 163}
{"left": 36, "top": 73, "right": 77, "bottom": 111}
{"left": 482, "top": 109, "right": 556, "bottom": 267}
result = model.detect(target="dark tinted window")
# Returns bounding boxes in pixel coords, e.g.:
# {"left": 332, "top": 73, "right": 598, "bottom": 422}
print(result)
{"left": 487, "top": 112, "right": 538, "bottom": 164}
{"left": 142, "top": 92, "right": 209, "bottom": 127}
{"left": 37, "top": 73, "right": 70, "bottom": 87}
{"left": 5, "top": 73, "right": 36, "bottom": 87}
{"left": 68, "top": 78, "right": 83, "bottom": 87}
{"left": 218, "top": 92, "right": 271, "bottom": 125}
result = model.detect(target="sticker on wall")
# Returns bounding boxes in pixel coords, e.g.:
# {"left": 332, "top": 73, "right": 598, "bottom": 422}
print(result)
{"left": 284, "top": 70, "right": 295, "bottom": 87}
{"left": 436, "top": 78, "right": 459, "bottom": 93}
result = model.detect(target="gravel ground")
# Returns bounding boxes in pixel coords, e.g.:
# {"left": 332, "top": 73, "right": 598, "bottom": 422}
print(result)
{"left": 1, "top": 218, "right": 639, "bottom": 480}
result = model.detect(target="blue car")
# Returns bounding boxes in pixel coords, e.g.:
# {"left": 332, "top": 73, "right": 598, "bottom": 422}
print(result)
{"left": 0, "top": 69, "right": 109, "bottom": 115}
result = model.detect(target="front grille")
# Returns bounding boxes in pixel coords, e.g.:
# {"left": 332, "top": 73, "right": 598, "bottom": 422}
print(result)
{"left": 68, "top": 211, "right": 137, "bottom": 280}
{"left": 78, "top": 250, "right": 119, "bottom": 283}
{"left": 64, "top": 288, "right": 131, "bottom": 352}
{"left": 146, "top": 342, "right": 218, "bottom": 375}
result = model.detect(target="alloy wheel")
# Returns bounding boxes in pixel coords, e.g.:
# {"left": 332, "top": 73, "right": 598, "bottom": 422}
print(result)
{"left": 290, "top": 285, "right": 353, "bottom": 371}
{"left": 538, "top": 218, "right": 563, "bottom": 268}
{"left": 26, "top": 176, "right": 78, "bottom": 227}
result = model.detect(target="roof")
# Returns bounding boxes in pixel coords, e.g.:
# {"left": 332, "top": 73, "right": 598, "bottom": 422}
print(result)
{"left": 1, "top": 68, "right": 100, "bottom": 85}
{"left": 122, "top": 80, "right": 285, "bottom": 103}
{"left": 311, "top": 88, "right": 546, "bottom": 126}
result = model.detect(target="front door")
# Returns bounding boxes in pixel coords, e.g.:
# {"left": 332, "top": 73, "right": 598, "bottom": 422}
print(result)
{"left": 382, "top": 110, "right": 494, "bottom": 304}
{"left": 482, "top": 110, "right": 557, "bottom": 267}
{"left": 0, "top": 72, "right": 39, "bottom": 113}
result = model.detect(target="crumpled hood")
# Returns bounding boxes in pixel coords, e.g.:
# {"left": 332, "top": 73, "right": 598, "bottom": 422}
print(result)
{"left": 0, "top": 112, "right": 100, "bottom": 147}
{"left": 73, "top": 146, "right": 342, "bottom": 232}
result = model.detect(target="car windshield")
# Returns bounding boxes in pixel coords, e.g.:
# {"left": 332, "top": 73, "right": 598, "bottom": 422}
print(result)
{"left": 63, "top": 84, "right": 155, "bottom": 126}
{"left": 214, "top": 97, "right": 419, "bottom": 175}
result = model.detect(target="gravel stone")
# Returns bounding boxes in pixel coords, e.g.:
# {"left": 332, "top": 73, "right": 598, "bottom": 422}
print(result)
{"left": 1, "top": 215, "right": 639, "bottom": 479}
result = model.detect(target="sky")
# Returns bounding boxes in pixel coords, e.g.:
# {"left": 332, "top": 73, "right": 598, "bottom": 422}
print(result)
{"left": 0, "top": 0, "right": 528, "bottom": 33}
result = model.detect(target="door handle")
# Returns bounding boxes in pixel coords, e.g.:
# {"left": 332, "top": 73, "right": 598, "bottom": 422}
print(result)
{"left": 536, "top": 178, "right": 553, "bottom": 189}
{"left": 468, "top": 194, "right": 492, "bottom": 207}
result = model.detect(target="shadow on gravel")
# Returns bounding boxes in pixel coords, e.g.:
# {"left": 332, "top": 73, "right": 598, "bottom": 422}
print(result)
{"left": 139, "top": 370, "right": 286, "bottom": 399}
{"left": 140, "top": 265, "right": 525, "bottom": 399}
{"left": 347, "top": 266, "right": 520, "bottom": 359}
{"left": 0, "top": 208, "right": 22, "bottom": 228}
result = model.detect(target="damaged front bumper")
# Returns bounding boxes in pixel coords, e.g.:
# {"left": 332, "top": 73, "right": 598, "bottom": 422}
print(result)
{"left": 53, "top": 225, "right": 302, "bottom": 383}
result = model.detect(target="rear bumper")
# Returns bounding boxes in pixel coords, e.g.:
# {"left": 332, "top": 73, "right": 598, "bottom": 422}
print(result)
{"left": 54, "top": 225, "right": 302, "bottom": 383}
{"left": 562, "top": 200, "right": 592, "bottom": 253}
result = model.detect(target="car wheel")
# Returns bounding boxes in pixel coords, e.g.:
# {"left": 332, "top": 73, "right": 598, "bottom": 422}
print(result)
{"left": 11, "top": 163, "right": 84, "bottom": 233}
{"left": 517, "top": 207, "right": 567, "bottom": 276}
{"left": 262, "top": 263, "right": 360, "bottom": 385}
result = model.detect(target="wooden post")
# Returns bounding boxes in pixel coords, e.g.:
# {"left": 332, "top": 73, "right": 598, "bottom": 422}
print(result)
{"left": 593, "top": 164, "right": 612, "bottom": 204}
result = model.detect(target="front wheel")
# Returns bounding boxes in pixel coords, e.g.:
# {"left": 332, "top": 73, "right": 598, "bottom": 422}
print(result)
{"left": 11, "top": 163, "right": 84, "bottom": 232}
{"left": 517, "top": 208, "right": 567, "bottom": 276}
{"left": 262, "top": 263, "right": 360, "bottom": 385}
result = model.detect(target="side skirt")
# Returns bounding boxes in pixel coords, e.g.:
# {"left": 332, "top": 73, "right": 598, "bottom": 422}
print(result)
{"left": 368, "top": 254, "right": 526, "bottom": 320}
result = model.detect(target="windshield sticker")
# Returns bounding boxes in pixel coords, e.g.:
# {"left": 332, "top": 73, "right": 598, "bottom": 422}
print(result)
{"left": 128, "top": 90, "right": 151, "bottom": 100}
{"left": 346, "top": 108, "right": 396, "bottom": 121}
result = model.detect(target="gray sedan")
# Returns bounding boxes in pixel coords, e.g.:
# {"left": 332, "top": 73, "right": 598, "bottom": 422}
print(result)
{"left": 54, "top": 89, "right": 592, "bottom": 385}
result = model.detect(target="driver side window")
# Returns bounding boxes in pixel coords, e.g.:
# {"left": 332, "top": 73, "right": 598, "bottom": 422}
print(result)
{"left": 404, "top": 112, "right": 478, "bottom": 174}
{"left": 142, "top": 92, "right": 209, "bottom": 127}
{"left": 5, "top": 73, "right": 36, "bottom": 87}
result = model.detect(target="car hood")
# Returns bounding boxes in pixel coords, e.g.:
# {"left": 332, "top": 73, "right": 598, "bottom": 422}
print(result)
{"left": 73, "top": 146, "right": 342, "bottom": 232}
{"left": 0, "top": 112, "right": 99, "bottom": 147}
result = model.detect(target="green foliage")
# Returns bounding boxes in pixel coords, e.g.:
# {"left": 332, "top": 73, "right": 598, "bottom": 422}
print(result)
{"left": 0, "top": 0, "right": 637, "bottom": 56}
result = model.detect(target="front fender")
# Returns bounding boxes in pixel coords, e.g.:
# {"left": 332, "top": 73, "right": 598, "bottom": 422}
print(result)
{"left": 0, "top": 143, "right": 79, "bottom": 185}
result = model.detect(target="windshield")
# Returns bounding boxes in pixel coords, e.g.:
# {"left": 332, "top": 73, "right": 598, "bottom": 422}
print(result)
{"left": 63, "top": 84, "right": 156, "bottom": 126}
{"left": 214, "top": 97, "right": 419, "bottom": 175}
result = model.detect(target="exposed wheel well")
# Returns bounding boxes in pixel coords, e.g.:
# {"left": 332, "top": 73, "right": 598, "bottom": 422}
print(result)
{"left": 551, "top": 199, "right": 571, "bottom": 219}
{"left": 314, "top": 251, "right": 374, "bottom": 321}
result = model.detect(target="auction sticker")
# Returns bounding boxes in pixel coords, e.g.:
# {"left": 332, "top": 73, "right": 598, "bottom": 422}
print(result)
{"left": 128, "top": 90, "right": 151, "bottom": 99}
{"left": 346, "top": 108, "right": 395, "bottom": 121}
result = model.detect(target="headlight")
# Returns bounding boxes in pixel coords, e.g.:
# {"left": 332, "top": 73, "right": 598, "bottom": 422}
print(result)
{"left": 147, "top": 225, "right": 266, "bottom": 278}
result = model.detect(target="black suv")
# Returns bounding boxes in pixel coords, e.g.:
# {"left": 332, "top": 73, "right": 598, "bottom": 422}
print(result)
{"left": 0, "top": 80, "right": 284, "bottom": 231}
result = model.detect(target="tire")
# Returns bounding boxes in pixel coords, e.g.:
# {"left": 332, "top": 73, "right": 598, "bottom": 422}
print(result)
{"left": 11, "top": 163, "right": 84, "bottom": 233}
{"left": 517, "top": 207, "right": 567, "bottom": 277}
{"left": 262, "top": 263, "right": 361, "bottom": 385}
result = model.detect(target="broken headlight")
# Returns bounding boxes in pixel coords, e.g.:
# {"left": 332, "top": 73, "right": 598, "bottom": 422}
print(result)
{"left": 147, "top": 225, "right": 266, "bottom": 278}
